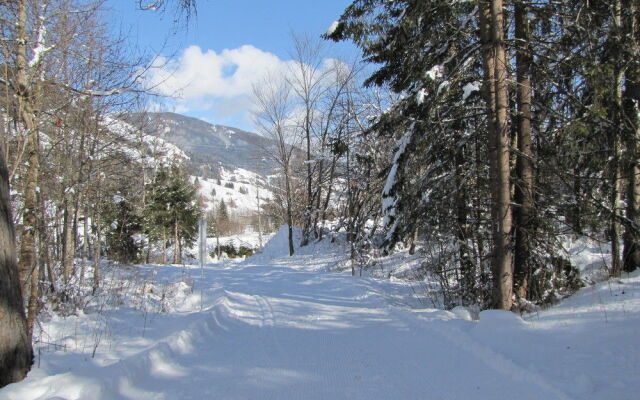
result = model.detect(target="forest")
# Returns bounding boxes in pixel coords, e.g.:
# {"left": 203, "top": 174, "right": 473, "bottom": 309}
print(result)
{"left": 0, "top": 0, "right": 638, "bottom": 391}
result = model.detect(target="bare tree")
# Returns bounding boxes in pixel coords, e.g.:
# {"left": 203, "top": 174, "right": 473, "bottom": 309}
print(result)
{"left": 253, "top": 75, "right": 299, "bottom": 256}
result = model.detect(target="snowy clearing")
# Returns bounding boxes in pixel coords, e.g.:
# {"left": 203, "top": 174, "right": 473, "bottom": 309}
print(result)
{"left": 1, "top": 228, "right": 638, "bottom": 400}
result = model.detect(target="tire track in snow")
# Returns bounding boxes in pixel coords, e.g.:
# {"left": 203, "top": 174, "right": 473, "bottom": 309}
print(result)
{"left": 401, "top": 309, "right": 576, "bottom": 400}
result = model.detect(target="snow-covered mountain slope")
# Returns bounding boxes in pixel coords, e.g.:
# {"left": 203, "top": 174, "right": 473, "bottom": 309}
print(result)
{"left": 102, "top": 116, "right": 190, "bottom": 165}
{"left": 113, "top": 112, "right": 277, "bottom": 216}
{"left": 126, "top": 112, "right": 276, "bottom": 177}
{"left": 192, "top": 167, "right": 272, "bottom": 216}
{"left": 2, "top": 228, "right": 638, "bottom": 400}
{"left": 102, "top": 113, "right": 275, "bottom": 216}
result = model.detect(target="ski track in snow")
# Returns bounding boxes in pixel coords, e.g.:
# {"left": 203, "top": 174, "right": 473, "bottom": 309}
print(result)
{"left": 2, "top": 231, "right": 639, "bottom": 399}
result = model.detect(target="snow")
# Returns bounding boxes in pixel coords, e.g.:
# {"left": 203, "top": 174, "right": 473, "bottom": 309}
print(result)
{"left": 102, "top": 116, "right": 189, "bottom": 165}
{"left": 425, "top": 64, "right": 444, "bottom": 81}
{"left": 462, "top": 81, "right": 481, "bottom": 101}
{"left": 415, "top": 88, "right": 427, "bottom": 105}
{"left": 193, "top": 167, "right": 271, "bottom": 215}
{"left": 2, "top": 227, "right": 639, "bottom": 399}
{"left": 382, "top": 129, "right": 413, "bottom": 230}
{"left": 326, "top": 21, "right": 340, "bottom": 36}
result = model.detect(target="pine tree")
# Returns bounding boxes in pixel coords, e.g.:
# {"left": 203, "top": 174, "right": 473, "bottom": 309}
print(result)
{"left": 144, "top": 166, "right": 201, "bottom": 264}
{"left": 217, "top": 199, "right": 230, "bottom": 236}
{"left": 102, "top": 196, "right": 142, "bottom": 264}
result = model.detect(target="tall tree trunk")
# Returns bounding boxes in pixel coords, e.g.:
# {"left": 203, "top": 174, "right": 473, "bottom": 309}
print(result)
{"left": 513, "top": 0, "right": 535, "bottom": 300}
{"left": 26, "top": 256, "right": 39, "bottom": 341}
{"left": 301, "top": 110, "right": 313, "bottom": 246}
{"left": 178, "top": 235, "right": 183, "bottom": 265}
{"left": 173, "top": 221, "right": 179, "bottom": 264}
{"left": 623, "top": 0, "right": 640, "bottom": 272}
{"left": 480, "top": 0, "right": 513, "bottom": 310}
{"left": 162, "top": 228, "right": 167, "bottom": 264}
{"left": 61, "top": 199, "right": 74, "bottom": 284}
{"left": 285, "top": 168, "right": 295, "bottom": 256}
{"left": 0, "top": 138, "right": 33, "bottom": 387}
{"left": 15, "top": 0, "right": 40, "bottom": 313}
{"left": 14, "top": 0, "right": 41, "bottom": 357}
{"left": 39, "top": 192, "right": 55, "bottom": 293}
{"left": 318, "top": 151, "right": 339, "bottom": 241}
{"left": 18, "top": 133, "right": 39, "bottom": 292}
{"left": 80, "top": 205, "right": 89, "bottom": 285}
{"left": 610, "top": 0, "right": 624, "bottom": 278}
{"left": 92, "top": 211, "right": 101, "bottom": 294}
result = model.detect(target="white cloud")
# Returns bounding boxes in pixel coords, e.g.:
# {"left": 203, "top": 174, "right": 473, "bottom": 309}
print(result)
{"left": 142, "top": 44, "right": 345, "bottom": 132}
{"left": 145, "top": 45, "right": 292, "bottom": 100}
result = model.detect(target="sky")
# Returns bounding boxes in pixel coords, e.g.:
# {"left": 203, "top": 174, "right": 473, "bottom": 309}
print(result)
{"left": 107, "top": 1, "right": 357, "bottom": 132}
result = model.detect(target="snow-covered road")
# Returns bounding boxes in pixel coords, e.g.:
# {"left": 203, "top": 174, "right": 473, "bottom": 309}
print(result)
{"left": 2, "top": 230, "right": 639, "bottom": 399}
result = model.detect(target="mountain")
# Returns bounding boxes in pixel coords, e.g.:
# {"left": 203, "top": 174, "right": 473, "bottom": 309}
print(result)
{"left": 119, "top": 112, "right": 276, "bottom": 217}
{"left": 128, "top": 112, "right": 275, "bottom": 179}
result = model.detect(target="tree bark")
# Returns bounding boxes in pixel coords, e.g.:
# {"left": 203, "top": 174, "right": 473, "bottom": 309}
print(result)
{"left": 513, "top": 0, "right": 535, "bottom": 300}
{"left": 61, "top": 199, "right": 74, "bottom": 284}
{"left": 173, "top": 222, "right": 179, "bottom": 264}
{"left": 15, "top": 0, "right": 40, "bottom": 313}
{"left": 623, "top": 0, "right": 640, "bottom": 273}
{"left": 610, "top": 0, "right": 624, "bottom": 278}
{"left": 285, "top": 167, "right": 295, "bottom": 256}
{"left": 80, "top": 205, "right": 89, "bottom": 285}
{"left": 93, "top": 211, "right": 101, "bottom": 294}
{"left": 480, "top": 0, "right": 513, "bottom": 310}
{"left": 162, "top": 228, "right": 167, "bottom": 264}
{"left": 0, "top": 139, "right": 33, "bottom": 387}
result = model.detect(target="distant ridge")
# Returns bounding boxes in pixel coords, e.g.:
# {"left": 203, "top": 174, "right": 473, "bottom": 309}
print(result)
{"left": 126, "top": 112, "right": 275, "bottom": 179}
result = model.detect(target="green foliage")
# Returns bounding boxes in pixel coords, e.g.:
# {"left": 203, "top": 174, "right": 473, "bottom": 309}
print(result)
{"left": 216, "top": 199, "right": 231, "bottom": 235}
{"left": 144, "top": 166, "right": 201, "bottom": 249}
{"left": 102, "top": 196, "right": 142, "bottom": 264}
{"left": 210, "top": 243, "right": 254, "bottom": 259}
{"left": 529, "top": 257, "right": 584, "bottom": 307}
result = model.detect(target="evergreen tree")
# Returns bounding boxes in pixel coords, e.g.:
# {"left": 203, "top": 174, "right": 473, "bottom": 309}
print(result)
{"left": 217, "top": 199, "right": 230, "bottom": 236}
{"left": 328, "top": 0, "right": 604, "bottom": 308}
{"left": 102, "top": 196, "right": 142, "bottom": 264}
{"left": 144, "top": 166, "right": 201, "bottom": 264}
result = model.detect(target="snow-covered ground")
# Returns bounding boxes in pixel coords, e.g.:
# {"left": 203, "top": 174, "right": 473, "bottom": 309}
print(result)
{"left": 1, "top": 228, "right": 638, "bottom": 399}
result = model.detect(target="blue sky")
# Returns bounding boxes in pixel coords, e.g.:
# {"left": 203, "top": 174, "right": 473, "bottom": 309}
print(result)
{"left": 107, "top": 1, "right": 356, "bottom": 132}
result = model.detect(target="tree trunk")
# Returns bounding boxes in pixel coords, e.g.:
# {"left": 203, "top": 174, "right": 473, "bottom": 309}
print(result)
{"left": 162, "top": 228, "right": 167, "bottom": 264}
{"left": 15, "top": 0, "right": 40, "bottom": 310}
{"left": 285, "top": 168, "right": 295, "bottom": 256}
{"left": 301, "top": 110, "right": 313, "bottom": 246}
{"left": 17, "top": 133, "right": 39, "bottom": 292}
{"left": 26, "top": 258, "right": 39, "bottom": 341}
{"left": 173, "top": 221, "right": 179, "bottom": 264}
{"left": 80, "top": 205, "right": 89, "bottom": 285}
{"left": 480, "top": 0, "right": 513, "bottom": 310}
{"left": 0, "top": 139, "right": 33, "bottom": 387}
{"left": 408, "top": 226, "right": 419, "bottom": 255}
{"left": 61, "top": 200, "right": 74, "bottom": 284}
{"left": 178, "top": 235, "right": 183, "bottom": 265}
{"left": 93, "top": 212, "right": 101, "bottom": 294}
{"left": 610, "top": 0, "right": 624, "bottom": 278}
{"left": 513, "top": 0, "right": 535, "bottom": 300}
{"left": 623, "top": 0, "right": 640, "bottom": 273}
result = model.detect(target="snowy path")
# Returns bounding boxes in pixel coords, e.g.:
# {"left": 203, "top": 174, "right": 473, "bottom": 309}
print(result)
{"left": 2, "top": 234, "right": 639, "bottom": 399}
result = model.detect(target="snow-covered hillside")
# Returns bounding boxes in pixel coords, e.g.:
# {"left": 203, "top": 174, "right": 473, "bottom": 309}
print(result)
{"left": 103, "top": 116, "right": 189, "bottom": 165}
{"left": 192, "top": 167, "right": 272, "bottom": 216}
{"left": 1, "top": 228, "right": 638, "bottom": 400}
{"left": 127, "top": 112, "right": 278, "bottom": 177}
{"left": 106, "top": 113, "right": 277, "bottom": 216}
